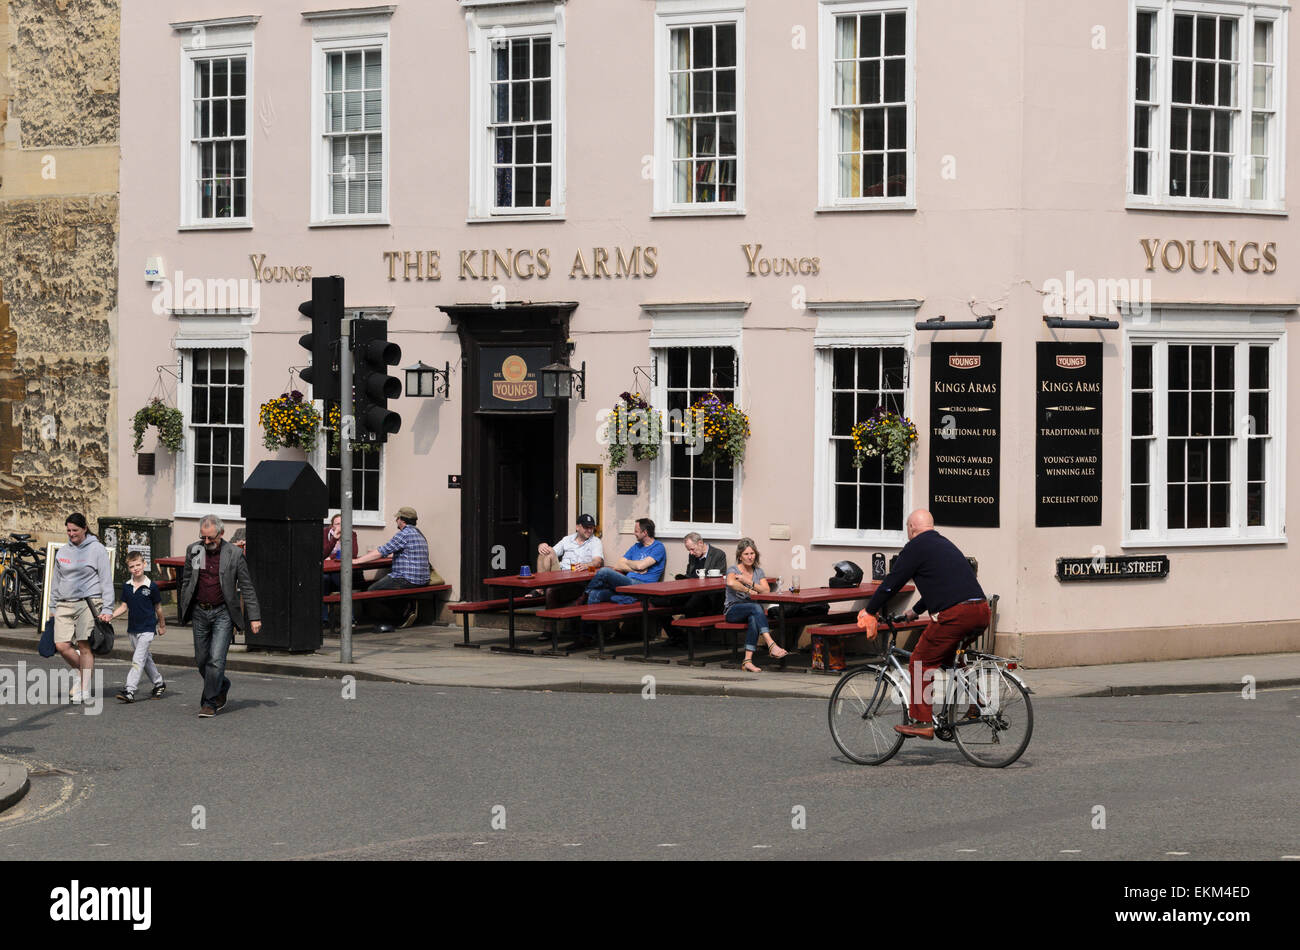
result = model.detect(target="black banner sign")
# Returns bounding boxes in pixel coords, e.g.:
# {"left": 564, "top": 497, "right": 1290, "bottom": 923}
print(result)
{"left": 478, "top": 347, "right": 552, "bottom": 411}
{"left": 1037, "top": 342, "right": 1103, "bottom": 527}
{"left": 929, "top": 342, "right": 1001, "bottom": 527}
{"left": 1056, "top": 555, "right": 1169, "bottom": 581}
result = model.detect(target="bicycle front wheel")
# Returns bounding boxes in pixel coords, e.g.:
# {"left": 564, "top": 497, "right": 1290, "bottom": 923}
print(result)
{"left": 0, "top": 570, "right": 17, "bottom": 628}
{"left": 828, "top": 666, "right": 908, "bottom": 765}
{"left": 952, "top": 666, "right": 1033, "bottom": 768}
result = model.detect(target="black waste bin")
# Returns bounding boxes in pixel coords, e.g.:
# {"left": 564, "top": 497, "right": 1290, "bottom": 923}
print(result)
{"left": 98, "top": 517, "right": 173, "bottom": 587}
{"left": 240, "top": 460, "right": 327, "bottom": 653}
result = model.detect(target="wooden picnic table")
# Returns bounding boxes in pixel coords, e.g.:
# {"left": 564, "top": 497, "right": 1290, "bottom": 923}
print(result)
{"left": 750, "top": 581, "right": 914, "bottom": 651}
{"left": 615, "top": 577, "right": 726, "bottom": 659}
{"left": 483, "top": 569, "right": 595, "bottom": 653}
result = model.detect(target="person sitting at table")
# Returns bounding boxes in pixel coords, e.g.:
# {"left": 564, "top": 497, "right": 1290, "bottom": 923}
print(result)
{"left": 569, "top": 518, "right": 665, "bottom": 647}
{"left": 535, "top": 513, "right": 604, "bottom": 609}
{"left": 321, "top": 513, "right": 361, "bottom": 624}
{"left": 654, "top": 532, "right": 726, "bottom": 647}
{"left": 725, "top": 538, "right": 789, "bottom": 673}
{"left": 354, "top": 506, "right": 429, "bottom": 632}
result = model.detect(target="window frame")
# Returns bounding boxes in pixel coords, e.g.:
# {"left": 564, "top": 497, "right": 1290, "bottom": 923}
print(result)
{"left": 652, "top": 0, "right": 747, "bottom": 216}
{"left": 1127, "top": 0, "right": 1289, "bottom": 214}
{"left": 174, "top": 342, "right": 252, "bottom": 521}
{"left": 308, "top": 18, "right": 392, "bottom": 227}
{"left": 175, "top": 18, "right": 256, "bottom": 230}
{"left": 809, "top": 302, "right": 917, "bottom": 546}
{"left": 465, "top": 1, "right": 567, "bottom": 222}
{"left": 1123, "top": 307, "right": 1287, "bottom": 547}
{"left": 644, "top": 303, "right": 747, "bottom": 540}
{"left": 817, "top": 0, "right": 918, "bottom": 212}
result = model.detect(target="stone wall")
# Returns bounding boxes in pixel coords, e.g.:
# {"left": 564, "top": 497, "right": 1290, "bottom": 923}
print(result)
{"left": 0, "top": 0, "right": 119, "bottom": 539}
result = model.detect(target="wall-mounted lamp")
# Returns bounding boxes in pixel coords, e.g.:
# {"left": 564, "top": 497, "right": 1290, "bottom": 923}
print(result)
{"left": 540, "top": 360, "right": 586, "bottom": 400}
{"left": 1043, "top": 315, "right": 1120, "bottom": 330}
{"left": 404, "top": 361, "right": 451, "bottom": 398}
{"left": 914, "top": 313, "right": 996, "bottom": 331}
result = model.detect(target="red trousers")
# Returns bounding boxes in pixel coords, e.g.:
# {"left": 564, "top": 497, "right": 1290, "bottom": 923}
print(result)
{"left": 908, "top": 600, "right": 991, "bottom": 723}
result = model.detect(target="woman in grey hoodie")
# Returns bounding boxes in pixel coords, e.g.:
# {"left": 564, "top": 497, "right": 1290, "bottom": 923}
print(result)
{"left": 47, "top": 513, "right": 114, "bottom": 703}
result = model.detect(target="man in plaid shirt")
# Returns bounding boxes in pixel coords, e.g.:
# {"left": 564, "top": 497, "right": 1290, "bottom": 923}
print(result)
{"left": 355, "top": 506, "right": 430, "bottom": 631}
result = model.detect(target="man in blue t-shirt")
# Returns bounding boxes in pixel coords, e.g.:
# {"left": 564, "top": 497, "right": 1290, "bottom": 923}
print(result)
{"left": 582, "top": 517, "right": 666, "bottom": 606}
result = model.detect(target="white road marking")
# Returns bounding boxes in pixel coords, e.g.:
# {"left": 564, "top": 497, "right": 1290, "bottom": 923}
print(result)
{"left": 956, "top": 848, "right": 978, "bottom": 853}
{"left": 562, "top": 843, "right": 582, "bottom": 847}
{"left": 1060, "top": 849, "right": 1082, "bottom": 853}
{"left": 1166, "top": 851, "right": 1190, "bottom": 855}
{"left": 472, "top": 841, "right": 487, "bottom": 845}
{"left": 658, "top": 843, "right": 679, "bottom": 848}
{"left": 752, "top": 845, "right": 771, "bottom": 849}
{"left": 179, "top": 843, "right": 200, "bottom": 847}
{"left": 91, "top": 843, "right": 110, "bottom": 847}
{"left": 1281, "top": 855, "right": 1300, "bottom": 860}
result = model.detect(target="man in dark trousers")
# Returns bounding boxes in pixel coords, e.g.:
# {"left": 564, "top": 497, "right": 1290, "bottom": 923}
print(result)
{"left": 178, "top": 514, "right": 262, "bottom": 719}
{"left": 655, "top": 532, "right": 727, "bottom": 646}
{"left": 862, "top": 509, "right": 988, "bottom": 740}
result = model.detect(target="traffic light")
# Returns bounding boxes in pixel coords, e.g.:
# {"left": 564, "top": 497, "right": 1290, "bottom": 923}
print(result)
{"left": 352, "top": 318, "right": 402, "bottom": 442}
{"left": 297, "top": 275, "right": 343, "bottom": 402}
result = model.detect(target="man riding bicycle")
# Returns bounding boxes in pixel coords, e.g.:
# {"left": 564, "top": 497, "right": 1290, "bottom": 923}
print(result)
{"left": 862, "top": 509, "right": 989, "bottom": 740}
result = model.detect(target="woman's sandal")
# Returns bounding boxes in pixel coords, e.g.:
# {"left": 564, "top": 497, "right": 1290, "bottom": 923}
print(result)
{"left": 741, "top": 661, "right": 762, "bottom": 673}
{"left": 764, "top": 639, "right": 790, "bottom": 660}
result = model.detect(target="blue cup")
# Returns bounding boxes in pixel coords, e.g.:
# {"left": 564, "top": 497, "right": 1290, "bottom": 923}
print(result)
{"left": 520, "top": 566, "right": 532, "bottom": 577}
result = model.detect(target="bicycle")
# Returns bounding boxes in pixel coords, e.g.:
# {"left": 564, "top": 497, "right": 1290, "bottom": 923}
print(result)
{"left": 827, "top": 605, "right": 1033, "bottom": 768}
{"left": 0, "top": 534, "right": 47, "bottom": 629}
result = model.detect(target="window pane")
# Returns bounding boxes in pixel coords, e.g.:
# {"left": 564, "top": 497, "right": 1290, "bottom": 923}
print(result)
{"left": 1187, "top": 484, "right": 1208, "bottom": 529}
{"left": 1210, "top": 439, "right": 1229, "bottom": 482}
{"left": 1131, "top": 439, "right": 1149, "bottom": 484}
{"left": 1249, "top": 346, "right": 1269, "bottom": 389}
{"left": 1132, "top": 392, "right": 1152, "bottom": 437}
{"left": 1131, "top": 479, "right": 1149, "bottom": 531}
{"left": 1212, "top": 391, "right": 1233, "bottom": 436}
{"left": 1168, "top": 484, "right": 1185, "bottom": 529}
{"left": 835, "top": 484, "right": 857, "bottom": 529}
{"left": 1168, "top": 442, "right": 1185, "bottom": 482}
{"left": 884, "top": 12, "right": 905, "bottom": 55}
{"left": 1248, "top": 391, "right": 1268, "bottom": 435}
{"left": 1168, "top": 392, "right": 1188, "bottom": 437}
{"left": 1132, "top": 345, "right": 1153, "bottom": 389}
{"left": 1170, "top": 345, "right": 1190, "bottom": 389}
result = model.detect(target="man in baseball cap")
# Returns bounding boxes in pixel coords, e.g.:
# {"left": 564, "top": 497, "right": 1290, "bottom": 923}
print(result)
{"left": 355, "top": 506, "right": 430, "bottom": 631}
{"left": 535, "top": 513, "right": 604, "bottom": 612}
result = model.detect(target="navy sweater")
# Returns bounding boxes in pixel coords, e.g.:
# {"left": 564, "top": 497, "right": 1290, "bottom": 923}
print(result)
{"left": 864, "top": 529, "right": 985, "bottom": 617}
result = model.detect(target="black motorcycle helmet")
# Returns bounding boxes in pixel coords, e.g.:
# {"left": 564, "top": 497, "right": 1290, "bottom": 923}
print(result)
{"left": 828, "top": 560, "right": 864, "bottom": 588}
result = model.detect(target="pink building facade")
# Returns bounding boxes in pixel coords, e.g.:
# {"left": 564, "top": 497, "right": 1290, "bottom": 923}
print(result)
{"left": 118, "top": 0, "right": 1299, "bottom": 665}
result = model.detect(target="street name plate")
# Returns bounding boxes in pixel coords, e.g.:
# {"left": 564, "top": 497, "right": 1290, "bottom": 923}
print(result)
{"left": 1056, "top": 555, "right": 1169, "bottom": 581}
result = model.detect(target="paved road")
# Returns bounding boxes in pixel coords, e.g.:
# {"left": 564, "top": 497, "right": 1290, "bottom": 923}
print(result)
{"left": 0, "top": 650, "right": 1295, "bottom": 860}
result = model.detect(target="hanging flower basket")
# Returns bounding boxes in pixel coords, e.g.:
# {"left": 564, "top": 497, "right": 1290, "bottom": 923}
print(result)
{"left": 851, "top": 407, "right": 918, "bottom": 474}
{"left": 326, "top": 402, "right": 378, "bottom": 454}
{"left": 604, "top": 392, "right": 664, "bottom": 468}
{"left": 131, "top": 398, "right": 184, "bottom": 454}
{"left": 258, "top": 390, "right": 322, "bottom": 453}
{"left": 686, "top": 392, "right": 750, "bottom": 468}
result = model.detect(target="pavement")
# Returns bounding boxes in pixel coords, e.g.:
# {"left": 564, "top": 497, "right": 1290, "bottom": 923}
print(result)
{"left": 1, "top": 619, "right": 1296, "bottom": 702}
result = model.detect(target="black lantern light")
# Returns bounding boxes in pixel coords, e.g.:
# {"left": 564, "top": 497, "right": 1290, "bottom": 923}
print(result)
{"left": 539, "top": 360, "right": 586, "bottom": 400}
{"left": 404, "top": 360, "right": 450, "bottom": 398}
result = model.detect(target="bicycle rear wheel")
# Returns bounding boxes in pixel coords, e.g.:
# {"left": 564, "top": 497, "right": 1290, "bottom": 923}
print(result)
{"left": 828, "top": 666, "right": 908, "bottom": 765}
{"left": 0, "top": 570, "right": 17, "bottom": 628}
{"left": 952, "top": 665, "right": 1033, "bottom": 768}
{"left": 14, "top": 567, "right": 43, "bottom": 626}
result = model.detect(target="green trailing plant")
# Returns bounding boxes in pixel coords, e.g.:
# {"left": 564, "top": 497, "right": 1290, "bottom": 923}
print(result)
{"left": 132, "top": 399, "right": 184, "bottom": 454}
{"left": 851, "top": 407, "right": 918, "bottom": 474}
{"left": 605, "top": 391, "right": 663, "bottom": 468}
{"left": 686, "top": 392, "right": 750, "bottom": 468}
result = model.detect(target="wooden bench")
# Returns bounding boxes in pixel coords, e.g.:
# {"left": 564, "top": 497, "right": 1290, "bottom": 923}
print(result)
{"left": 803, "top": 618, "right": 929, "bottom": 672}
{"left": 669, "top": 609, "right": 861, "bottom": 665}
{"left": 324, "top": 583, "right": 452, "bottom": 637}
{"left": 536, "top": 601, "right": 672, "bottom": 656}
{"left": 448, "top": 595, "right": 545, "bottom": 648}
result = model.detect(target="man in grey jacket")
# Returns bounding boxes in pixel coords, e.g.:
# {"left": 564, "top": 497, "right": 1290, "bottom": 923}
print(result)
{"left": 178, "top": 514, "right": 261, "bottom": 718}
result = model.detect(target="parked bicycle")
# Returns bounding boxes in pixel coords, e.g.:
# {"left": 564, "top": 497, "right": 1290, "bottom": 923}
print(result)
{"left": 827, "top": 605, "right": 1033, "bottom": 768}
{"left": 0, "top": 533, "right": 47, "bottom": 628}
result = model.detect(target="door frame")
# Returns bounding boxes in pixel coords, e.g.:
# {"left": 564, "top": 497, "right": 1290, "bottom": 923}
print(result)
{"left": 441, "top": 302, "right": 577, "bottom": 599}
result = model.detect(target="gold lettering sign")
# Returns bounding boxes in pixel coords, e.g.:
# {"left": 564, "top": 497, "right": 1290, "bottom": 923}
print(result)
{"left": 383, "top": 247, "right": 659, "bottom": 281}
{"left": 741, "top": 243, "right": 821, "bottom": 277}
{"left": 249, "top": 255, "right": 312, "bottom": 283}
{"left": 1139, "top": 239, "right": 1278, "bottom": 274}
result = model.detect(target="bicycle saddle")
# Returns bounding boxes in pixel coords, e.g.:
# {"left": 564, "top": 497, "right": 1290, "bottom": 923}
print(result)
{"left": 9, "top": 533, "right": 32, "bottom": 541}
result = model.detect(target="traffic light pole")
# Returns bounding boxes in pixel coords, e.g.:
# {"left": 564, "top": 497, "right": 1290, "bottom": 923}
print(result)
{"left": 339, "top": 313, "right": 355, "bottom": 665}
